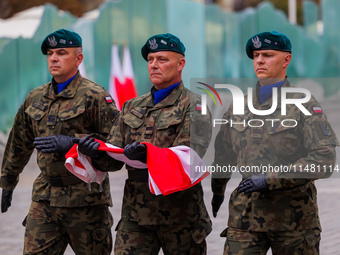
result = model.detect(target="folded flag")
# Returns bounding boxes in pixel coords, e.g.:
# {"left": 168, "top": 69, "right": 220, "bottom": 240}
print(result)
{"left": 144, "top": 143, "right": 209, "bottom": 195}
{"left": 65, "top": 140, "right": 209, "bottom": 195}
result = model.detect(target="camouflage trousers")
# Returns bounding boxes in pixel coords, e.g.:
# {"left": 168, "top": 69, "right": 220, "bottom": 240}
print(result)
{"left": 23, "top": 200, "right": 113, "bottom": 255}
{"left": 222, "top": 227, "right": 320, "bottom": 255}
{"left": 114, "top": 219, "right": 207, "bottom": 255}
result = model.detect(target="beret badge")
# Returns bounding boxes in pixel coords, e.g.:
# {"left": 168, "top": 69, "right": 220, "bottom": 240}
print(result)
{"left": 141, "top": 33, "right": 185, "bottom": 61}
{"left": 252, "top": 36, "right": 261, "bottom": 49}
{"left": 41, "top": 29, "right": 82, "bottom": 55}
{"left": 246, "top": 31, "right": 292, "bottom": 59}
{"left": 48, "top": 36, "right": 57, "bottom": 47}
{"left": 149, "top": 38, "right": 158, "bottom": 50}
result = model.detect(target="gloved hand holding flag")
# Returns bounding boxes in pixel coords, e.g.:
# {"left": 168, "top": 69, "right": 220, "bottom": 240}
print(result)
{"left": 65, "top": 138, "right": 209, "bottom": 196}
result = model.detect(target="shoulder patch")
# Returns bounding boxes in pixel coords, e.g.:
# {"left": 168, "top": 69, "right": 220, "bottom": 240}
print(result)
{"left": 314, "top": 121, "right": 336, "bottom": 140}
{"left": 312, "top": 106, "right": 323, "bottom": 114}
{"left": 105, "top": 96, "right": 113, "bottom": 103}
{"left": 196, "top": 103, "right": 202, "bottom": 111}
{"left": 319, "top": 123, "right": 332, "bottom": 137}
{"left": 195, "top": 120, "right": 205, "bottom": 136}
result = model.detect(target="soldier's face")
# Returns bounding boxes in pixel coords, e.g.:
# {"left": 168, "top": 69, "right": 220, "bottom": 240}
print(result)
{"left": 147, "top": 51, "right": 185, "bottom": 90}
{"left": 253, "top": 50, "right": 291, "bottom": 85}
{"left": 47, "top": 48, "right": 83, "bottom": 83}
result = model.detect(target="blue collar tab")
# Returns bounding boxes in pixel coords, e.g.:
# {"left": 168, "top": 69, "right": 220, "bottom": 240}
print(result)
{"left": 260, "top": 80, "right": 285, "bottom": 104}
{"left": 154, "top": 82, "right": 180, "bottom": 105}
{"left": 57, "top": 74, "right": 77, "bottom": 94}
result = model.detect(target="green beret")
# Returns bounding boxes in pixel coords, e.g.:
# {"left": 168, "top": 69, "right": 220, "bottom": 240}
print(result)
{"left": 41, "top": 29, "right": 82, "bottom": 55}
{"left": 141, "top": 33, "right": 185, "bottom": 61}
{"left": 246, "top": 31, "right": 292, "bottom": 59}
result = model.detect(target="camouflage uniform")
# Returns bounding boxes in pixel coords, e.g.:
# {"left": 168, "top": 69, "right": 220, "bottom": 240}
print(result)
{"left": 1, "top": 72, "right": 119, "bottom": 254}
{"left": 212, "top": 80, "right": 338, "bottom": 254}
{"left": 96, "top": 82, "right": 212, "bottom": 254}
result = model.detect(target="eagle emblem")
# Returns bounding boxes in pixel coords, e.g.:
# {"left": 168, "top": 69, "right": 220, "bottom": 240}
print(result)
{"left": 252, "top": 36, "right": 262, "bottom": 49}
{"left": 149, "top": 38, "right": 158, "bottom": 50}
{"left": 48, "top": 36, "right": 57, "bottom": 47}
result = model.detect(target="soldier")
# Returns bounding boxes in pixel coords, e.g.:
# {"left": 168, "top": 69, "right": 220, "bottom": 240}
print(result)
{"left": 75, "top": 33, "right": 212, "bottom": 254}
{"left": 0, "top": 29, "right": 121, "bottom": 254}
{"left": 211, "top": 31, "right": 338, "bottom": 254}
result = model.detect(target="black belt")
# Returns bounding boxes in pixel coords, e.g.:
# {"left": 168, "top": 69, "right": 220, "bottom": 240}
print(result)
{"left": 44, "top": 175, "right": 84, "bottom": 187}
{"left": 127, "top": 169, "right": 148, "bottom": 182}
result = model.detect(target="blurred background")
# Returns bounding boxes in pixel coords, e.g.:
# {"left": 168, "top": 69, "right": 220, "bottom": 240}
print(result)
{"left": 1, "top": 1, "right": 340, "bottom": 254}
{"left": 0, "top": 0, "right": 339, "bottom": 132}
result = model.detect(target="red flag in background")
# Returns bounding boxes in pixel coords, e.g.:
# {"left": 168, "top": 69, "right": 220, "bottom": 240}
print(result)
{"left": 109, "top": 44, "right": 123, "bottom": 109}
{"left": 121, "top": 45, "right": 138, "bottom": 105}
{"left": 109, "top": 44, "right": 138, "bottom": 110}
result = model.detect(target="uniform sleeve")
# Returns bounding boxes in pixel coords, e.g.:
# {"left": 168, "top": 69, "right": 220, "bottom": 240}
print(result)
{"left": 90, "top": 103, "right": 126, "bottom": 172}
{"left": 81, "top": 89, "right": 124, "bottom": 172}
{"left": 172, "top": 96, "right": 212, "bottom": 159}
{"left": 83, "top": 90, "right": 119, "bottom": 142}
{"left": 106, "top": 101, "right": 128, "bottom": 149}
{"left": 1, "top": 101, "right": 35, "bottom": 190}
{"left": 211, "top": 105, "right": 236, "bottom": 195}
{"left": 267, "top": 100, "right": 338, "bottom": 190}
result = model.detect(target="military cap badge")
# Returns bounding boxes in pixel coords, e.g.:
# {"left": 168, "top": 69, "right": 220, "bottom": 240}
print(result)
{"left": 41, "top": 29, "right": 82, "bottom": 55}
{"left": 252, "top": 36, "right": 262, "bottom": 49}
{"left": 48, "top": 36, "right": 57, "bottom": 47}
{"left": 246, "top": 31, "right": 292, "bottom": 59}
{"left": 149, "top": 38, "right": 158, "bottom": 50}
{"left": 141, "top": 33, "right": 186, "bottom": 61}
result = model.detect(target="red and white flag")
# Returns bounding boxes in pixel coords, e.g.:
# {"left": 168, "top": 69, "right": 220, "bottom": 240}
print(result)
{"left": 108, "top": 44, "right": 138, "bottom": 110}
{"left": 312, "top": 106, "right": 323, "bottom": 114}
{"left": 108, "top": 44, "right": 123, "bottom": 108}
{"left": 121, "top": 45, "right": 138, "bottom": 106}
{"left": 65, "top": 141, "right": 209, "bottom": 196}
{"left": 144, "top": 144, "right": 209, "bottom": 195}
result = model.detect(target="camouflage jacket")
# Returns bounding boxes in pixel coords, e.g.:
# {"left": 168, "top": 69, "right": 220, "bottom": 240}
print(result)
{"left": 1, "top": 72, "right": 119, "bottom": 207}
{"left": 98, "top": 82, "right": 212, "bottom": 233}
{"left": 212, "top": 80, "right": 338, "bottom": 232}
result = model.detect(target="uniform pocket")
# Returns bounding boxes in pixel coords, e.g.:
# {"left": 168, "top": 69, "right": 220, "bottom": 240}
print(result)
{"left": 123, "top": 115, "right": 144, "bottom": 129}
{"left": 267, "top": 125, "right": 301, "bottom": 159}
{"left": 157, "top": 115, "right": 182, "bottom": 130}
{"left": 190, "top": 220, "right": 212, "bottom": 244}
{"left": 156, "top": 116, "right": 182, "bottom": 145}
{"left": 94, "top": 228, "right": 109, "bottom": 241}
{"left": 304, "top": 228, "right": 320, "bottom": 248}
{"left": 230, "top": 115, "right": 249, "bottom": 133}
{"left": 25, "top": 102, "right": 47, "bottom": 121}
{"left": 59, "top": 105, "right": 85, "bottom": 121}
{"left": 92, "top": 209, "right": 113, "bottom": 254}
{"left": 114, "top": 219, "right": 149, "bottom": 250}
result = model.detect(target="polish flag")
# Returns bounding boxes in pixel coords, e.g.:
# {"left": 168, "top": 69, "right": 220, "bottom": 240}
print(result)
{"left": 121, "top": 45, "right": 138, "bottom": 106}
{"left": 312, "top": 106, "right": 323, "bottom": 114}
{"left": 108, "top": 44, "right": 123, "bottom": 108}
{"left": 108, "top": 45, "right": 138, "bottom": 110}
{"left": 65, "top": 141, "right": 209, "bottom": 196}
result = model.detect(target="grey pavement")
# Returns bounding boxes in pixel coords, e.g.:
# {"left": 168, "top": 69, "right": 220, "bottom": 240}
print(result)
{"left": 1, "top": 151, "right": 340, "bottom": 254}
{"left": 1, "top": 98, "right": 340, "bottom": 254}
